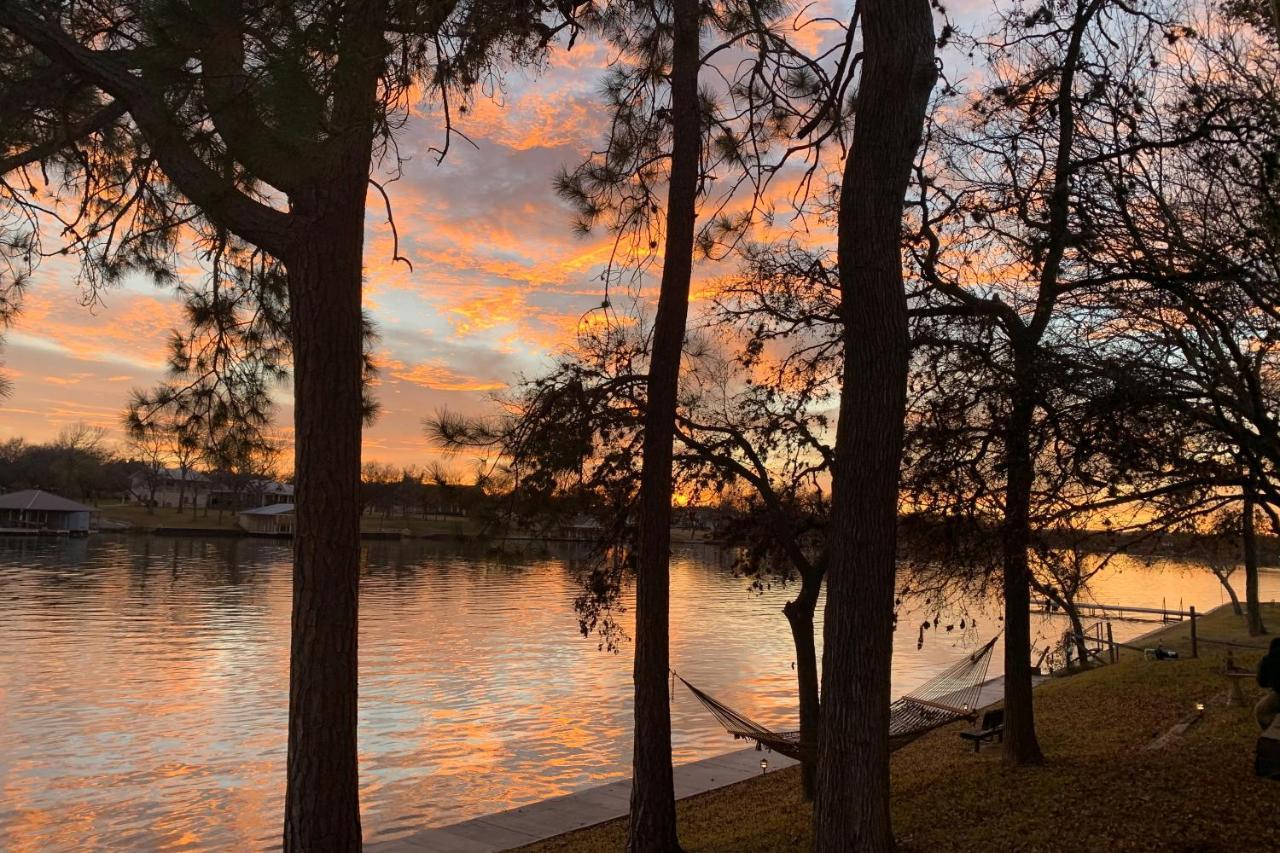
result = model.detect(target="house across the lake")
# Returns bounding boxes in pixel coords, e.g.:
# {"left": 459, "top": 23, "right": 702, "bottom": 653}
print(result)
{"left": 127, "top": 467, "right": 212, "bottom": 509}
{"left": 237, "top": 503, "right": 295, "bottom": 536}
{"left": 0, "top": 489, "right": 97, "bottom": 535}
{"left": 212, "top": 480, "right": 295, "bottom": 510}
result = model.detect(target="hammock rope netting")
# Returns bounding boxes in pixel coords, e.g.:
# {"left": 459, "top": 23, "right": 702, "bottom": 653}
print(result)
{"left": 674, "top": 635, "right": 999, "bottom": 761}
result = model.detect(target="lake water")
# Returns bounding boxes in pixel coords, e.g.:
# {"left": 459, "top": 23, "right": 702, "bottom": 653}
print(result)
{"left": 1, "top": 535, "right": 1277, "bottom": 850}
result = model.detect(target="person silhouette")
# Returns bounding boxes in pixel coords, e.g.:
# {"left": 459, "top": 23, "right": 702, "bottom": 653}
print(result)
{"left": 1256, "top": 638, "right": 1280, "bottom": 780}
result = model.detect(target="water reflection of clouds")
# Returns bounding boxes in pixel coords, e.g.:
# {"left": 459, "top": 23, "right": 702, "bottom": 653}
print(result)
{"left": 1, "top": 539, "right": 1277, "bottom": 849}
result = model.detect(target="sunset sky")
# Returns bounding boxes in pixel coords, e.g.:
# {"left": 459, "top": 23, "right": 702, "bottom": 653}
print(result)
{"left": 0, "top": 2, "right": 991, "bottom": 471}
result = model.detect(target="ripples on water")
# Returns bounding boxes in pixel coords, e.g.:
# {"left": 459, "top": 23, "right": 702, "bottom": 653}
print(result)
{"left": 0, "top": 535, "right": 1276, "bottom": 850}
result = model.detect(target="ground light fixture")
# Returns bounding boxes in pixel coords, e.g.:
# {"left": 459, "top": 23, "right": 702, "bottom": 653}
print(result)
{"left": 760, "top": 757, "right": 768, "bottom": 775}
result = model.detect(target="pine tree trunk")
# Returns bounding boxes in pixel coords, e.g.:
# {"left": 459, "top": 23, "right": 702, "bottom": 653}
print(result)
{"left": 281, "top": 182, "right": 368, "bottom": 852}
{"left": 812, "top": 1, "right": 935, "bottom": 848}
{"left": 1244, "top": 486, "right": 1267, "bottom": 636}
{"left": 1001, "top": 359, "right": 1046, "bottom": 765}
{"left": 783, "top": 570, "right": 821, "bottom": 799}
{"left": 627, "top": 1, "right": 698, "bottom": 850}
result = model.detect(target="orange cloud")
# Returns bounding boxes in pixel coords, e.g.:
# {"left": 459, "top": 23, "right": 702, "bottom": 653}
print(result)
{"left": 14, "top": 284, "right": 183, "bottom": 368}
{"left": 5, "top": 31, "right": 848, "bottom": 471}
{"left": 448, "top": 292, "right": 527, "bottom": 335}
{"left": 386, "top": 359, "right": 507, "bottom": 393}
{"left": 459, "top": 90, "right": 601, "bottom": 152}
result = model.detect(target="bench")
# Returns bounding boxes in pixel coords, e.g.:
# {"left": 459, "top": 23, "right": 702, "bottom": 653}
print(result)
{"left": 959, "top": 708, "right": 1004, "bottom": 752}
{"left": 1223, "top": 649, "right": 1259, "bottom": 707}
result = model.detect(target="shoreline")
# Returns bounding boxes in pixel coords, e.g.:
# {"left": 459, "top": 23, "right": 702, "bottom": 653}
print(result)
{"left": 512, "top": 601, "right": 1280, "bottom": 853}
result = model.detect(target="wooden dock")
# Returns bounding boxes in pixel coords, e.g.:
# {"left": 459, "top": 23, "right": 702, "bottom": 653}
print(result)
{"left": 0, "top": 527, "right": 75, "bottom": 537}
{"left": 1030, "top": 598, "right": 1197, "bottom": 624}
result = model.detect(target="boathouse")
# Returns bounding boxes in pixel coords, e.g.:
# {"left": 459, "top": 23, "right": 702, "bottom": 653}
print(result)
{"left": 237, "top": 503, "right": 295, "bottom": 535}
{"left": 0, "top": 489, "right": 96, "bottom": 534}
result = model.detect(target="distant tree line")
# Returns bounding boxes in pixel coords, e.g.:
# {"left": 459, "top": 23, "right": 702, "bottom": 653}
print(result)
{"left": 358, "top": 461, "right": 489, "bottom": 521}
{"left": 0, "top": 424, "right": 130, "bottom": 501}
{"left": 1, "top": 423, "right": 491, "bottom": 524}
{"left": 0, "top": 421, "right": 283, "bottom": 509}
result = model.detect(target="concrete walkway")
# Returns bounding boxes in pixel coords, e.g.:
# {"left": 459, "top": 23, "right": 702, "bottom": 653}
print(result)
{"left": 368, "top": 746, "right": 797, "bottom": 852}
{"left": 370, "top": 674, "right": 1026, "bottom": 853}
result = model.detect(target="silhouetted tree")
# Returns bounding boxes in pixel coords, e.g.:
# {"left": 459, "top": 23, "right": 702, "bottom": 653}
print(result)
{"left": 361, "top": 462, "right": 401, "bottom": 522}
{"left": 0, "top": 3, "right": 574, "bottom": 846}
{"left": 908, "top": 0, "right": 1214, "bottom": 764}
{"left": 552, "top": 2, "right": 849, "bottom": 840}
{"left": 123, "top": 396, "right": 204, "bottom": 512}
{"left": 810, "top": 0, "right": 935, "bottom": 846}
{"left": 0, "top": 425, "right": 122, "bottom": 499}
{"left": 123, "top": 421, "right": 169, "bottom": 511}
{"left": 1073, "top": 7, "right": 1280, "bottom": 636}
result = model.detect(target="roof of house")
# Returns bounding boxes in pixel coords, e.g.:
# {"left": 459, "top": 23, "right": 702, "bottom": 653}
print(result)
{"left": 239, "top": 503, "right": 296, "bottom": 516}
{"left": 0, "top": 489, "right": 96, "bottom": 513}
{"left": 214, "top": 480, "right": 294, "bottom": 495}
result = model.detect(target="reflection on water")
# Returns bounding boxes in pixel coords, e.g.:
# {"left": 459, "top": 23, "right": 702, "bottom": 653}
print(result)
{"left": 0, "top": 535, "right": 1277, "bottom": 850}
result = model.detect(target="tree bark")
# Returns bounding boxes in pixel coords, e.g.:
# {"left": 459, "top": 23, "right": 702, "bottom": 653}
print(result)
{"left": 1000, "top": 356, "right": 1046, "bottom": 765}
{"left": 782, "top": 568, "right": 821, "bottom": 799}
{"left": 1244, "top": 485, "right": 1267, "bottom": 636}
{"left": 627, "top": 1, "right": 699, "bottom": 850}
{"left": 281, "top": 176, "right": 369, "bottom": 853}
{"left": 812, "top": 1, "right": 935, "bottom": 849}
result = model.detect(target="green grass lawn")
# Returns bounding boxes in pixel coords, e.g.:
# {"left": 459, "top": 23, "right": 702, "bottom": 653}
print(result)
{"left": 97, "top": 504, "right": 240, "bottom": 530}
{"left": 521, "top": 603, "right": 1280, "bottom": 852}
{"left": 356, "top": 514, "right": 477, "bottom": 537}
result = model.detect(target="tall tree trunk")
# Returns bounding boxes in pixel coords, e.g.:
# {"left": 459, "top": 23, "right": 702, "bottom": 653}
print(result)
{"left": 1001, "top": 359, "right": 1045, "bottom": 765}
{"left": 281, "top": 181, "right": 368, "bottom": 852}
{"left": 812, "top": 2, "right": 935, "bottom": 849}
{"left": 782, "top": 568, "right": 821, "bottom": 800}
{"left": 627, "top": 1, "right": 699, "bottom": 850}
{"left": 1244, "top": 485, "right": 1267, "bottom": 636}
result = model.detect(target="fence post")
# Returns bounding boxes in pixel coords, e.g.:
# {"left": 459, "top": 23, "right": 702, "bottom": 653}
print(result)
{"left": 1107, "top": 622, "right": 1116, "bottom": 663}
{"left": 1189, "top": 606, "right": 1198, "bottom": 659}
